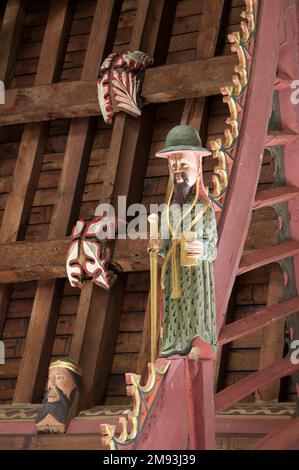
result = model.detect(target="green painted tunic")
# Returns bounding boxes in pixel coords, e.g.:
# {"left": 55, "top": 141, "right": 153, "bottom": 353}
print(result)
{"left": 159, "top": 198, "right": 218, "bottom": 357}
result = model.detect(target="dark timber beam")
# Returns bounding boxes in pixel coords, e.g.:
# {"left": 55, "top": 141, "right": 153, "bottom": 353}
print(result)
{"left": 0, "top": 238, "right": 150, "bottom": 283}
{"left": 255, "top": 264, "right": 285, "bottom": 401}
{"left": 5, "top": 239, "right": 299, "bottom": 285}
{"left": 0, "top": 0, "right": 27, "bottom": 87}
{"left": 0, "top": 55, "right": 237, "bottom": 126}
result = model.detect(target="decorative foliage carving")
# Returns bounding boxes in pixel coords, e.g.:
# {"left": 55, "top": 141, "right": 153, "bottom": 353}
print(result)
{"left": 66, "top": 216, "right": 121, "bottom": 289}
{"left": 209, "top": 0, "right": 258, "bottom": 209}
{"left": 97, "top": 51, "right": 154, "bottom": 124}
{"left": 100, "top": 360, "right": 170, "bottom": 450}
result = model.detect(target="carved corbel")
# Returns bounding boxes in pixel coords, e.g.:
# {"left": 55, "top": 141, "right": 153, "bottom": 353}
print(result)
{"left": 35, "top": 359, "right": 82, "bottom": 433}
{"left": 97, "top": 51, "right": 153, "bottom": 124}
{"left": 66, "top": 216, "right": 122, "bottom": 290}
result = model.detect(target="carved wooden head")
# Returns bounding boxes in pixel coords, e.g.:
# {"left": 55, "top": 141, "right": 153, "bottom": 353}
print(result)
{"left": 47, "top": 366, "right": 78, "bottom": 403}
{"left": 35, "top": 359, "right": 82, "bottom": 433}
{"left": 155, "top": 126, "right": 211, "bottom": 203}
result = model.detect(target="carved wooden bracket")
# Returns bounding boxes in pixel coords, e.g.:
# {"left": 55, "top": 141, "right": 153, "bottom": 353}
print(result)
{"left": 100, "top": 360, "right": 170, "bottom": 450}
{"left": 35, "top": 359, "right": 82, "bottom": 434}
{"left": 97, "top": 51, "right": 154, "bottom": 124}
{"left": 66, "top": 216, "right": 122, "bottom": 290}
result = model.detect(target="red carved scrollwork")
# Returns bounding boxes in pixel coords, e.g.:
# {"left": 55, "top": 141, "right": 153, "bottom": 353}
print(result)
{"left": 66, "top": 216, "right": 120, "bottom": 289}
{"left": 97, "top": 51, "right": 153, "bottom": 124}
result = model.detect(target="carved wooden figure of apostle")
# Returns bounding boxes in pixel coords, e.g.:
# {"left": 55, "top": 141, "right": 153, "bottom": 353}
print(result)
{"left": 35, "top": 359, "right": 82, "bottom": 433}
{"left": 151, "top": 125, "right": 218, "bottom": 360}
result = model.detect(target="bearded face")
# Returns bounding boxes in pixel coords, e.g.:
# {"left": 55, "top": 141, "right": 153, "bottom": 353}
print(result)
{"left": 168, "top": 152, "right": 200, "bottom": 206}
{"left": 35, "top": 366, "right": 80, "bottom": 433}
{"left": 35, "top": 386, "right": 74, "bottom": 425}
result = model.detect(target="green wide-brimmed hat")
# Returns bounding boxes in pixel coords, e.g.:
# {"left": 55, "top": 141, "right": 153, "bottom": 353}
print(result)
{"left": 156, "top": 125, "right": 211, "bottom": 158}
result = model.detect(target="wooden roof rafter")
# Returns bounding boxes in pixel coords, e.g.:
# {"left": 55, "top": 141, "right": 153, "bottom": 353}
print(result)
{"left": 0, "top": 0, "right": 27, "bottom": 87}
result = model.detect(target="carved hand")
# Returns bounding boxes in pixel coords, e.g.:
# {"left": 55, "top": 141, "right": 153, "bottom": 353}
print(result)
{"left": 147, "top": 239, "right": 162, "bottom": 254}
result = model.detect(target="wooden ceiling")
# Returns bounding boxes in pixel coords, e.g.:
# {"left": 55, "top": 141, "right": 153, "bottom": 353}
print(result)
{"left": 0, "top": 0, "right": 241, "bottom": 408}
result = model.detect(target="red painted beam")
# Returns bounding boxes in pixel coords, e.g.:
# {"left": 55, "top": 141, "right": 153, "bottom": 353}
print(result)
{"left": 265, "top": 131, "right": 299, "bottom": 146}
{"left": 136, "top": 358, "right": 189, "bottom": 450}
{"left": 0, "top": 422, "right": 36, "bottom": 435}
{"left": 218, "top": 297, "right": 299, "bottom": 346}
{"left": 253, "top": 186, "right": 299, "bottom": 210}
{"left": 0, "top": 416, "right": 124, "bottom": 435}
{"left": 0, "top": 434, "right": 105, "bottom": 450}
{"left": 136, "top": 357, "right": 216, "bottom": 450}
{"left": 67, "top": 417, "right": 123, "bottom": 434}
{"left": 215, "top": 357, "right": 299, "bottom": 412}
{"left": 216, "top": 416, "right": 290, "bottom": 435}
{"left": 238, "top": 241, "right": 299, "bottom": 275}
{"left": 0, "top": 415, "right": 291, "bottom": 437}
{"left": 279, "top": 1, "right": 299, "bottom": 338}
{"left": 274, "top": 75, "right": 293, "bottom": 90}
{"left": 215, "top": 0, "right": 282, "bottom": 334}
{"left": 187, "top": 360, "right": 216, "bottom": 450}
{"left": 253, "top": 416, "right": 299, "bottom": 450}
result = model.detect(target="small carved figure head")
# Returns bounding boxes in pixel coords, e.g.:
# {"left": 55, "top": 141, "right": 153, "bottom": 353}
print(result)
{"left": 97, "top": 50, "right": 153, "bottom": 124}
{"left": 35, "top": 359, "right": 82, "bottom": 433}
{"left": 156, "top": 125, "right": 211, "bottom": 204}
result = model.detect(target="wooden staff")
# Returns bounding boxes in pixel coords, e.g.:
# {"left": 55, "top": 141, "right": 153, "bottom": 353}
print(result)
{"left": 148, "top": 213, "right": 159, "bottom": 363}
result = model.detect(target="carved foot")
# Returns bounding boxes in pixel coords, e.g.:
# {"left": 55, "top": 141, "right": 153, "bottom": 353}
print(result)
{"left": 189, "top": 338, "right": 216, "bottom": 361}
{"left": 188, "top": 346, "right": 201, "bottom": 360}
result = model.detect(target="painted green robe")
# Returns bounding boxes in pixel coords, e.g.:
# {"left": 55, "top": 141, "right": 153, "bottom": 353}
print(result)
{"left": 159, "top": 198, "right": 218, "bottom": 357}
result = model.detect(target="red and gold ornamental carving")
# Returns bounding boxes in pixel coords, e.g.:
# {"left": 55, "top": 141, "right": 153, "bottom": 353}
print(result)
{"left": 100, "top": 361, "right": 170, "bottom": 450}
{"left": 209, "top": 0, "right": 257, "bottom": 210}
{"left": 66, "top": 216, "right": 120, "bottom": 289}
{"left": 97, "top": 50, "right": 153, "bottom": 124}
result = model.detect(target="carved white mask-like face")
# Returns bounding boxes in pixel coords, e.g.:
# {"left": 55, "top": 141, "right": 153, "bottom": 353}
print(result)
{"left": 168, "top": 151, "right": 200, "bottom": 188}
